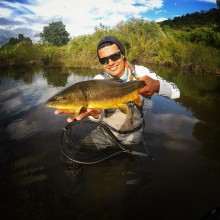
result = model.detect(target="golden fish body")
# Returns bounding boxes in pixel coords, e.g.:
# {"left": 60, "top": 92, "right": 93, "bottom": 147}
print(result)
{"left": 46, "top": 79, "right": 145, "bottom": 114}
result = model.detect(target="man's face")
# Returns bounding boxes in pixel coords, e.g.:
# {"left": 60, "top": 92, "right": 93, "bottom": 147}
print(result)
{"left": 98, "top": 44, "right": 125, "bottom": 77}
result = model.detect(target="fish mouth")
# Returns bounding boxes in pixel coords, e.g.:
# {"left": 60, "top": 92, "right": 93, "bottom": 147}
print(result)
{"left": 45, "top": 101, "right": 54, "bottom": 107}
{"left": 45, "top": 99, "right": 53, "bottom": 106}
{"left": 45, "top": 98, "right": 59, "bottom": 107}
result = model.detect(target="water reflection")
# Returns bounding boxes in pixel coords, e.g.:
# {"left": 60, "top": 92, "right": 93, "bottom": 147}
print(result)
{"left": 155, "top": 67, "right": 220, "bottom": 162}
{"left": 144, "top": 96, "right": 200, "bottom": 151}
{"left": 0, "top": 66, "right": 220, "bottom": 219}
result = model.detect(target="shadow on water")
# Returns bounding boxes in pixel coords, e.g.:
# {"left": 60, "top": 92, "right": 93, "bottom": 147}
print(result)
{"left": 0, "top": 66, "right": 220, "bottom": 219}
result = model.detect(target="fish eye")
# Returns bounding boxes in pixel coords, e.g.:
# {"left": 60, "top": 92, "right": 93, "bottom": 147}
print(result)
{"left": 55, "top": 95, "right": 65, "bottom": 101}
{"left": 54, "top": 96, "right": 59, "bottom": 100}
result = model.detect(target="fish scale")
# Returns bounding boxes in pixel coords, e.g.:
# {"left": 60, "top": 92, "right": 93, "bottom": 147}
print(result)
{"left": 84, "top": 80, "right": 142, "bottom": 99}
{"left": 46, "top": 79, "right": 146, "bottom": 114}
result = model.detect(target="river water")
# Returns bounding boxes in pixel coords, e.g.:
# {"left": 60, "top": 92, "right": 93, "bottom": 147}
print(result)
{"left": 0, "top": 66, "right": 220, "bottom": 219}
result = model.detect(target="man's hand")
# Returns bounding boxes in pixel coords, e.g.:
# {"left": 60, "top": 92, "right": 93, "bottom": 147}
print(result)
{"left": 55, "top": 108, "right": 101, "bottom": 123}
{"left": 138, "top": 76, "right": 160, "bottom": 98}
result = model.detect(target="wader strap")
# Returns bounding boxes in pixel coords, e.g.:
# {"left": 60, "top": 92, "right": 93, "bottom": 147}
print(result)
{"left": 100, "top": 71, "right": 111, "bottom": 79}
{"left": 104, "top": 101, "right": 144, "bottom": 135}
{"left": 100, "top": 68, "right": 145, "bottom": 134}
{"left": 102, "top": 121, "right": 143, "bottom": 135}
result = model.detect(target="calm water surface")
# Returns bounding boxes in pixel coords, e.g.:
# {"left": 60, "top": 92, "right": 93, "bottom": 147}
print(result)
{"left": 0, "top": 66, "right": 220, "bottom": 220}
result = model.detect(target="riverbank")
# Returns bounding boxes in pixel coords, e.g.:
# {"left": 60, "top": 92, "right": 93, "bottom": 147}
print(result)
{"left": 0, "top": 42, "right": 219, "bottom": 75}
{"left": 1, "top": 59, "right": 219, "bottom": 76}
{"left": 0, "top": 17, "right": 219, "bottom": 74}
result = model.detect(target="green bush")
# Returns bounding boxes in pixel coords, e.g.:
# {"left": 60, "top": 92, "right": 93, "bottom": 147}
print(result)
{"left": 0, "top": 15, "right": 219, "bottom": 73}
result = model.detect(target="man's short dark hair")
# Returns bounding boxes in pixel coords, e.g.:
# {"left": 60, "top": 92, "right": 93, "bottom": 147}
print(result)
{"left": 97, "top": 36, "right": 125, "bottom": 58}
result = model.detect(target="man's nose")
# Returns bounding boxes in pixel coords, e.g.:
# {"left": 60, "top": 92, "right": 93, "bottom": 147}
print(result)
{"left": 108, "top": 58, "right": 114, "bottom": 65}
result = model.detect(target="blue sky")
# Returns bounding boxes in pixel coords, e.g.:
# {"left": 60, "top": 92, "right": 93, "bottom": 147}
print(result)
{"left": 0, "top": 0, "right": 217, "bottom": 45}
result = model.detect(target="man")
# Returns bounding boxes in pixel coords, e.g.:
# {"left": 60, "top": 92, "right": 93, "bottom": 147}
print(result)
{"left": 55, "top": 35, "right": 180, "bottom": 145}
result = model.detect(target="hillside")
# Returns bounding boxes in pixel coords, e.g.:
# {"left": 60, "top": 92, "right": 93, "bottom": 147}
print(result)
{"left": 158, "top": 8, "right": 220, "bottom": 49}
{"left": 159, "top": 8, "right": 219, "bottom": 30}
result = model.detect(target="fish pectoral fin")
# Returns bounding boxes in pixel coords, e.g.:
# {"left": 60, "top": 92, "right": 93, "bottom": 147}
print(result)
{"left": 117, "top": 104, "right": 128, "bottom": 114}
{"left": 79, "top": 106, "right": 87, "bottom": 114}
{"left": 65, "top": 108, "right": 81, "bottom": 117}
{"left": 66, "top": 107, "right": 86, "bottom": 118}
{"left": 134, "top": 95, "right": 142, "bottom": 106}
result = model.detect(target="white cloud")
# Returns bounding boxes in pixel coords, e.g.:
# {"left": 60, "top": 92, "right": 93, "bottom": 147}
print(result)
{"left": 155, "top": 17, "right": 168, "bottom": 22}
{"left": 33, "top": 0, "right": 163, "bottom": 36}
{"left": 0, "top": 0, "right": 163, "bottom": 38}
{"left": 0, "top": 7, "right": 11, "bottom": 17}
{"left": 0, "top": 0, "right": 216, "bottom": 44}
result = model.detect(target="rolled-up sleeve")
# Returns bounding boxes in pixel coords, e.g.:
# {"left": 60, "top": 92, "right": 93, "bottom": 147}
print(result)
{"left": 158, "top": 79, "right": 180, "bottom": 99}
{"left": 135, "top": 65, "right": 180, "bottom": 99}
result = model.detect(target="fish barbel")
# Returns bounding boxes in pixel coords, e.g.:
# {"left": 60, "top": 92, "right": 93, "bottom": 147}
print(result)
{"left": 46, "top": 79, "right": 146, "bottom": 114}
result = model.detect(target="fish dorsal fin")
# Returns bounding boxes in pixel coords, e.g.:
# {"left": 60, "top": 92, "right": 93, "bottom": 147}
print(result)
{"left": 134, "top": 95, "right": 142, "bottom": 106}
{"left": 117, "top": 104, "right": 128, "bottom": 114}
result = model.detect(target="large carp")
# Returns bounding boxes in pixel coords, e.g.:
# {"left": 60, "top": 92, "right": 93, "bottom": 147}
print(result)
{"left": 46, "top": 79, "right": 146, "bottom": 114}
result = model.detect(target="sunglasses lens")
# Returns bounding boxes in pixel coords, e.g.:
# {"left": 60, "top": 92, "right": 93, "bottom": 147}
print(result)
{"left": 99, "top": 57, "right": 108, "bottom": 65}
{"left": 110, "top": 52, "right": 121, "bottom": 61}
{"left": 99, "top": 52, "right": 121, "bottom": 65}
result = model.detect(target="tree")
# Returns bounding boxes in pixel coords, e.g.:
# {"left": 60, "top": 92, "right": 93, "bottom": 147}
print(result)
{"left": 40, "top": 21, "right": 70, "bottom": 46}
{"left": 217, "top": 0, "right": 220, "bottom": 9}
{"left": 1, "top": 34, "right": 32, "bottom": 49}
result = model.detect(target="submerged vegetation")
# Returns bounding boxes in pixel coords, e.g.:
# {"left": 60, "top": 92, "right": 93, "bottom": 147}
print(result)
{"left": 0, "top": 8, "right": 219, "bottom": 74}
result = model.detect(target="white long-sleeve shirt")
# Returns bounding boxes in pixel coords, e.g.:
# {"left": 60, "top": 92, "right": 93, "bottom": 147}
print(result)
{"left": 94, "top": 65, "right": 180, "bottom": 99}
{"left": 89, "top": 65, "right": 180, "bottom": 145}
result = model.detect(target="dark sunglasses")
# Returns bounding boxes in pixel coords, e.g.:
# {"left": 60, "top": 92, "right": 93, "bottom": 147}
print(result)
{"left": 99, "top": 51, "right": 121, "bottom": 65}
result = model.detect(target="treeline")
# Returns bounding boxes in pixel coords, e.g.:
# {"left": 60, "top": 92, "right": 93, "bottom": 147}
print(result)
{"left": 0, "top": 9, "right": 219, "bottom": 74}
{"left": 160, "top": 8, "right": 219, "bottom": 29}
{"left": 160, "top": 8, "right": 220, "bottom": 48}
